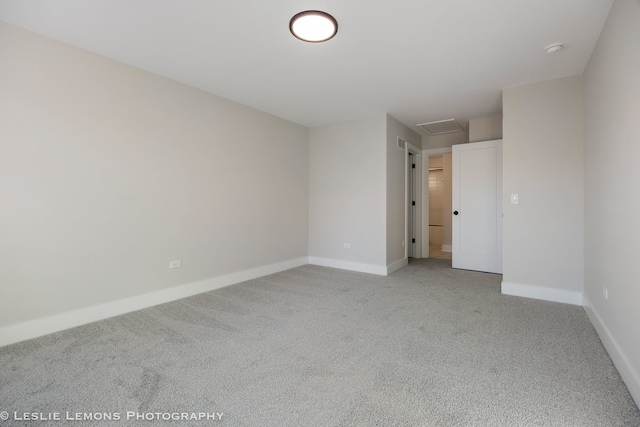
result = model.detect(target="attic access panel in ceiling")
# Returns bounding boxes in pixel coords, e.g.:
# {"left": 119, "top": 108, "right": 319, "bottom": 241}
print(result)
{"left": 417, "top": 119, "right": 463, "bottom": 135}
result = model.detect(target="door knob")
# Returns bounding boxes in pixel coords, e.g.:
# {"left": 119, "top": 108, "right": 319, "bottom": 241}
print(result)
{"left": 453, "top": 211, "right": 459, "bottom": 215}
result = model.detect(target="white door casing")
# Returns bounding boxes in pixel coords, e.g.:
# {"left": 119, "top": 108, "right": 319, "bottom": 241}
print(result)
{"left": 407, "top": 153, "right": 418, "bottom": 257}
{"left": 452, "top": 140, "right": 503, "bottom": 274}
{"left": 406, "top": 143, "right": 422, "bottom": 259}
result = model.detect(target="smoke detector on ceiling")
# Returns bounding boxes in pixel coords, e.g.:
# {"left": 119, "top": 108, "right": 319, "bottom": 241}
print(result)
{"left": 417, "top": 119, "right": 463, "bottom": 135}
{"left": 545, "top": 43, "right": 564, "bottom": 54}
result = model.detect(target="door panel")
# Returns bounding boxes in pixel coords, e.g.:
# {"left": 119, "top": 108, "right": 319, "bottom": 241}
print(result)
{"left": 452, "top": 140, "right": 502, "bottom": 273}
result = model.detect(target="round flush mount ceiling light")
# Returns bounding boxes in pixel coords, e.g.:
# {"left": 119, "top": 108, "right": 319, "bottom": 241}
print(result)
{"left": 290, "top": 10, "right": 338, "bottom": 43}
{"left": 545, "top": 43, "right": 564, "bottom": 54}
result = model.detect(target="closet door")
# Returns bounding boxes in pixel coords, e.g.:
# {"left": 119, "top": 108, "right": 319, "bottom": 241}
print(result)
{"left": 452, "top": 140, "right": 503, "bottom": 274}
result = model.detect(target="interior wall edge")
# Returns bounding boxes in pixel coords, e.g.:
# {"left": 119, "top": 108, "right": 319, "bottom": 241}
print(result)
{"left": 0, "top": 257, "right": 309, "bottom": 348}
{"left": 583, "top": 295, "right": 640, "bottom": 408}
{"left": 387, "top": 257, "right": 408, "bottom": 275}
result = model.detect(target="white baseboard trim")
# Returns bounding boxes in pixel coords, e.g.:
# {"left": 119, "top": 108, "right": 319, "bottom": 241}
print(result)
{"left": 501, "top": 281, "right": 583, "bottom": 306}
{"left": 583, "top": 295, "right": 640, "bottom": 408}
{"left": 387, "top": 257, "right": 408, "bottom": 275}
{"left": 308, "top": 257, "right": 387, "bottom": 276}
{"left": 0, "top": 257, "right": 309, "bottom": 348}
{"left": 441, "top": 245, "right": 452, "bottom": 252}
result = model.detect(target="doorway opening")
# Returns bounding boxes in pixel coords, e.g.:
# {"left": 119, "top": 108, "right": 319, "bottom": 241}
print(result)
{"left": 428, "top": 154, "right": 452, "bottom": 260}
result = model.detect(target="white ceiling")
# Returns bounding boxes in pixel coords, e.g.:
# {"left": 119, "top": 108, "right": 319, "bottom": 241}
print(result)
{"left": 0, "top": 0, "right": 613, "bottom": 134}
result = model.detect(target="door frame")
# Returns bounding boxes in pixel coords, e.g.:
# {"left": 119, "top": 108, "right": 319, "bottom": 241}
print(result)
{"left": 406, "top": 143, "right": 422, "bottom": 259}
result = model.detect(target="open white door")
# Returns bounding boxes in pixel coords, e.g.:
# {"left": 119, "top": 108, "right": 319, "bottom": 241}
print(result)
{"left": 452, "top": 140, "right": 502, "bottom": 274}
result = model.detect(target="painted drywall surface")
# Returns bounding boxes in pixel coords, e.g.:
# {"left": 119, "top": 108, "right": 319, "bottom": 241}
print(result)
{"left": 469, "top": 116, "right": 503, "bottom": 143}
{"left": 502, "top": 75, "right": 584, "bottom": 296}
{"left": 386, "top": 115, "right": 421, "bottom": 265}
{"left": 583, "top": 0, "right": 640, "bottom": 404}
{"left": 0, "top": 22, "right": 309, "bottom": 327}
{"left": 309, "top": 115, "right": 387, "bottom": 267}
{"left": 421, "top": 130, "right": 469, "bottom": 150}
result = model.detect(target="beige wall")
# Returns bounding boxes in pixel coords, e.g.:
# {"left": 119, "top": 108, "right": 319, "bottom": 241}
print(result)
{"left": 0, "top": 22, "right": 309, "bottom": 327}
{"left": 502, "top": 75, "right": 584, "bottom": 303}
{"left": 469, "top": 116, "right": 503, "bottom": 143}
{"left": 309, "top": 114, "right": 419, "bottom": 272}
{"left": 421, "top": 115, "right": 502, "bottom": 149}
{"left": 309, "top": 115, "right": 387, "bottom": 269}
{"left": 583, "top": 0, "right": 640, "bottom": 405}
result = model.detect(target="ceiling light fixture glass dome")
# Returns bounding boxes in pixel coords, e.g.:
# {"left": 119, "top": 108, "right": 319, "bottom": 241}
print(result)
{"left": 290, "top": 11, "right": 338, "bottom": 43}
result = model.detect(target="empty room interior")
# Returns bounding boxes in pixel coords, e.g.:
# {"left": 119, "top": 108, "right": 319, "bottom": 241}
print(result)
{"left": 1, "top": 0, "right": 639, "bottom": 425}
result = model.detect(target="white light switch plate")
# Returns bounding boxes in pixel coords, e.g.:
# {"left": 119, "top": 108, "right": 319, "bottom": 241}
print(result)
{"left": 511, "top": 194, "right": 519, "bottom": 204}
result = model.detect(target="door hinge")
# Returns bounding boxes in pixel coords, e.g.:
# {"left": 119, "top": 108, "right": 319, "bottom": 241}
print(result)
{"left": 412, "top": 164, "right": 415, "bottom": 169}
{"left": 412, "top": 238, "right": 416, "bottom": 243}
{"left": 412, "top": 201, "right": 415, "bottom": 206}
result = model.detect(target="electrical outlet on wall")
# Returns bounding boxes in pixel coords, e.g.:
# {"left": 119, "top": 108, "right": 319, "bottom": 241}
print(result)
{"left": 343, "top": 243, "right": 351, "bottom": 249}
{"left": 169, "top": 260, "right": 182, "bottom": 269}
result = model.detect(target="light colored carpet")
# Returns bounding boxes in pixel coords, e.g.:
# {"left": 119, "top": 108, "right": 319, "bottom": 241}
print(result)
{"left": 1, "top": 258, "right": 639, "bottom": 426}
